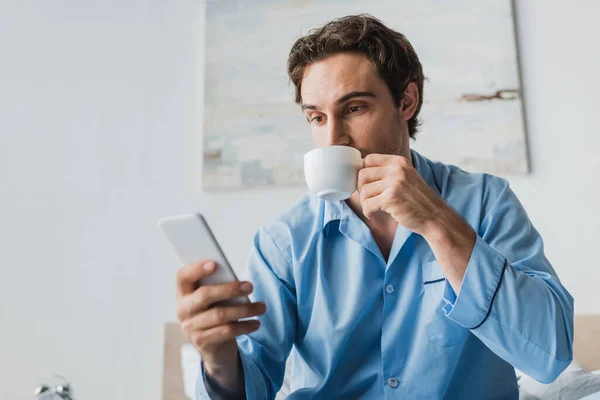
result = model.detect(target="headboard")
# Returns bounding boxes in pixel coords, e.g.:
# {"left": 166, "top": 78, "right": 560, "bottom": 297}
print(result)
{"left": 574, "top": 315, "right": 600, "bottom": 371}
{"left": 162, "top": 315, "right": 600, "bottom": 399}
{"left": 162, "top": 323, "right": 190, "bottom": 400}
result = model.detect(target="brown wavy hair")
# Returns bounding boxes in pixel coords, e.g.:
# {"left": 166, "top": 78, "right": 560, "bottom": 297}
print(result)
{"left": 287, "top": 14, "right": 425, "bottom": 139}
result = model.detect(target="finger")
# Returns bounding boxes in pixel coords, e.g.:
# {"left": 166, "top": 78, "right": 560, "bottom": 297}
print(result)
{"left": 357, "top": 166, "right": 387, "bottom": 192}
{"left": 364, "top": 153, "right": 397, "bottom": 167}
{"left": 176, "top": 280, "right": 251, "bottom": 321}
{"left": 179, "top": 281, "right": 254, "bottom": 320}
{"left": 362, "top": 189, "right": 388, "bottom": 220}
{"left": 195, "top": 320, "right": 262, "bottom": 347}
{"left": 176, "top": 260, "right": 217, "bottom": 298}
{"left": 184, "top": 302, "right": 266, "bottom": 332}
{"left": 364, "top": 154, "right": 411, "bottom": 168}
{"left": 359, "top": 179, "right": 387, "bottom": 205}
{"left": 177, "top": 293, "right": 201, "bottom": 322}
{"left": 196, "top": 280, "right": 254, "bottom": 309}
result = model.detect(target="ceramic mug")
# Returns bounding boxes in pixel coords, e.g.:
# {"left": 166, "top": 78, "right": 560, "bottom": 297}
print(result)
{"left": 303, "top": 146, "right": 363, "bottom": 201}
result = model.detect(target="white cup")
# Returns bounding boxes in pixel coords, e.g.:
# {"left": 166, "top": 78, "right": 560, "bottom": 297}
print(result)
{"left": 303, "top": 146, "right": 363, "bottom": 201}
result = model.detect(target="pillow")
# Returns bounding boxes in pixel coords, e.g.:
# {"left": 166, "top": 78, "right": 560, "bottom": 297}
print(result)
{"left": 517, "top": 361, "right": 600, "bottom": 400}
{"left": 181, "top": 344, "right": 201, "bottom": 400}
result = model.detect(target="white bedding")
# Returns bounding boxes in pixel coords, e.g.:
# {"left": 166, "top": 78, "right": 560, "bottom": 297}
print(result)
{"left": 181, "top": 344, "right": 201, "bottom": 400}
{"left": 518, "top": 361, "right": 600, "bottom": 400}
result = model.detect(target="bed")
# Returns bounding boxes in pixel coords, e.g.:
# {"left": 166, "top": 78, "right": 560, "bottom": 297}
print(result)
{"left": 162, "top": 315, "right": 600, "bottom": 400}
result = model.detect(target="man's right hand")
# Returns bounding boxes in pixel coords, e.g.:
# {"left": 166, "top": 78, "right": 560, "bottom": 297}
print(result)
{"left": 176, "top": 259, "right": 266, "bottom": 388}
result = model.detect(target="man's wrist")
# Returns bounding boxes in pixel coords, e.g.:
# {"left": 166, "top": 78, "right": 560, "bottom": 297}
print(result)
{"left": 423, "top": 210, "right": 475, "bottom": 255}
{"left": 421, "top": 203, "right": 476, "bottom": 292}
{"left": 422, "top": 202, "right": 458, "bottom": 241}
{"left": 204, "top": 350, "right": 243, "bottom": 389}
{"left": 203, "top": 355, "right": 246, "bottom": 400}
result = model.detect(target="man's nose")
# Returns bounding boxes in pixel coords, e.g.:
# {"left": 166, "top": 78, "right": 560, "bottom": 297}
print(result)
{"left": 325, "top": 119, "right": 350, "bottom": 146}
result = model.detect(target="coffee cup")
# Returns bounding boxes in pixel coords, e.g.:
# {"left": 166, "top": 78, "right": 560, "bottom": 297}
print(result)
{"left": 303, "top": 146, "right": 363, "bottom": 201}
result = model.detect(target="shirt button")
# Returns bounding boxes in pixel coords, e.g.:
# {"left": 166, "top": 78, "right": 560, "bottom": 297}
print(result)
{"left": 385, "top": 284, "right": 395, "bottom": 294}
{"left": 387, "top": 377, "right": 399, "bottom": 388}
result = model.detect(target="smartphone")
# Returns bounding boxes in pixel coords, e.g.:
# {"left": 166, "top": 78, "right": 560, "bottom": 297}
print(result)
{"left": 158, "top": 213, "right": 249, "bottom": 306}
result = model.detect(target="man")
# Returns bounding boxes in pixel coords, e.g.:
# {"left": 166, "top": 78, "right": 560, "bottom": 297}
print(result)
{"left": 176, "top": 14, "right": 574, "bottom": 399}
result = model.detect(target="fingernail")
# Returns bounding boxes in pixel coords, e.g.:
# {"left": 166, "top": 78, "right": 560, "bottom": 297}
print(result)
{"left": 240, "top": 282, "right": 252, "bottom": 293}
{"left": 204, "top": 262, "right": 215, "bottom": 271}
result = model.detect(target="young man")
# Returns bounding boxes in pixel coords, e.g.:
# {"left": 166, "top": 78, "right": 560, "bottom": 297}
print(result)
{"left": 176, "top": 14, "right": 574, "bottom": 399}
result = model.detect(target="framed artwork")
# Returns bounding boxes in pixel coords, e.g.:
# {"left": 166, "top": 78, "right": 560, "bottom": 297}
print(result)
{"left": 202, "top": 0, "right": 528, "bottom": 189}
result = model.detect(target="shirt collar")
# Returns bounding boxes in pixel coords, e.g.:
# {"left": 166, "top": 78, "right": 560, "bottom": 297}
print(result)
{"left": 322, "top": 149, "right": 441, "bottom": 235}
{"left": 411, "top": 149, "right": 442, "bottom": 198}
{"left": 323, "top": 197, "right": 344, "bottom": 236}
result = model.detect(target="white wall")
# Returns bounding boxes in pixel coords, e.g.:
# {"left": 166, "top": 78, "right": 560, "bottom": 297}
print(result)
{"left": 0, "top": 1, "right": 598, "bottom": 399}
{"left": 508, "top": 0, "right": 600, "bottom": 314}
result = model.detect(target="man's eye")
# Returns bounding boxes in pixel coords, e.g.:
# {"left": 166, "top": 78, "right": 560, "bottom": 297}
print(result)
{"left": 310, "top": 116, "right": 323, "bottom": 123}
{"left": 348, "top": 106, "right": 363, "bottom": 113}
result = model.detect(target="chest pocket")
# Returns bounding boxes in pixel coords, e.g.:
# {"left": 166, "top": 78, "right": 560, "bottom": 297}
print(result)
{"left": 422, "top": 260, "right": 469, "bottom": 347}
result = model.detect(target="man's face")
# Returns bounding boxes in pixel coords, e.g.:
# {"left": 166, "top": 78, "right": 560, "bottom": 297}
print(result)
{"left": 300, "top": 52, "right": 414, "bottom": 158}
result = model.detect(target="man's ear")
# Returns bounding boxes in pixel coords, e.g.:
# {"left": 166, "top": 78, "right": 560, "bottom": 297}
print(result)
{"left": 400, "top": 82, "right": 419, "bottom": 121}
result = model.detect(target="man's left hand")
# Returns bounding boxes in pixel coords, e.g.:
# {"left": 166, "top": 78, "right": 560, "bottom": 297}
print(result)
{"left": 357, "top": 153, "right": 446, "bottom": 236}
{"left": 358, "top": 153, "right": 477, "bottom": 292}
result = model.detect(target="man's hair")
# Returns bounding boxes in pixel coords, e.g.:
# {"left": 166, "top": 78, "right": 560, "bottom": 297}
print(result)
{"left": 287, "top": 14, "right": 425, "bottom": 139}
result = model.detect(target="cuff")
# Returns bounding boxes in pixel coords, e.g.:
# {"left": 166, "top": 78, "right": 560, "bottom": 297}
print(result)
{"left": 200, "top": 358, "right": 246, "bottom": 400}
{"left": 441, "top": 235, "right": 507, "bottom": 329}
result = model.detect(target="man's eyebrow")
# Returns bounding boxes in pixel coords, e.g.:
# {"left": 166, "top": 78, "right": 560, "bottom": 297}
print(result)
{"left": 301, "top": 91, "right": 376, "bottom": 111}
{"left": 301, "top": 103, "right": 317, "bottom": 111}
{"left": 335, "top": 91, "right": 376, "bottom": 105}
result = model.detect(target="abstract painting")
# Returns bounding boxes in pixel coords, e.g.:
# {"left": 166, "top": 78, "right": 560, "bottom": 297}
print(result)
{"left": 202, "top": 0, "right": 528, "bottom": 189}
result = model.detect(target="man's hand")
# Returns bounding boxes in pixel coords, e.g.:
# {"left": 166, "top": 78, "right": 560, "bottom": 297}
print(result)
{"left": 176, "top": 260, "right": 266, "bottom": 388}
{"left": 357, "top": 154, "right": 445, "bottom": 235}
{"left": 357, "top": 153, "right": 476, "bottom": 293}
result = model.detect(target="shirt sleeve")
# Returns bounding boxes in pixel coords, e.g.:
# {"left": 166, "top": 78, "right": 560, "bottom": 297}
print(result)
{"left": 440, "top": 179, "right": 574, "bottom": 384}
{"left": 193, "top": 357, "right": 245, "bottom": 399}
{"left": 195, "top": 226, "right": 297, "bottom": 400}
